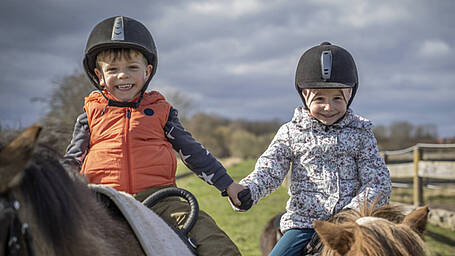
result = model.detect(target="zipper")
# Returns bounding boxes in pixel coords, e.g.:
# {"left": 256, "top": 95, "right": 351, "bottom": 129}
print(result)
{"left": 124, "top": 108, "right": 132, "bottom": 192}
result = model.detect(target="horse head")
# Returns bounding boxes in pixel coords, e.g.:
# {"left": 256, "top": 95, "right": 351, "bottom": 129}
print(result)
{"left": 0, "top": 125, "right": 41, "bottom": 256}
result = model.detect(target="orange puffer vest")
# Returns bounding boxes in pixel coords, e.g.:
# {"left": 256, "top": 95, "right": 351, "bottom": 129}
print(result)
{"left": 81, "top": 91, "right": 177, "bottom": 194}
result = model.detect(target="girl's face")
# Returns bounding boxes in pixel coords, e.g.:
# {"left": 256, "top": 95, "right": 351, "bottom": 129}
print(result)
{"left": 305, "top": 89, "right": 347, "bottom": 125}
{"left": 95, "top": 54, "right": 153, "bottom": 102}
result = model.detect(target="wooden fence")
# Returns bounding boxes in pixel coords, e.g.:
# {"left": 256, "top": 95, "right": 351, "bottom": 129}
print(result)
{"left": 382, "top": 143, "right": 455, "bottom": 207}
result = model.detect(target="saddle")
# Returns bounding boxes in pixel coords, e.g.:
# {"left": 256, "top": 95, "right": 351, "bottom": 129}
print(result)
{"left": 89, "top": 184, "right": 193, "bottom": 256}
{"left": 302, "top": 232, "right": 322, "bottom": 255}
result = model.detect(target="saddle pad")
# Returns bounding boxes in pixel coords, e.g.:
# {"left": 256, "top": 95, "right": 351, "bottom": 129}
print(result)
{"left": 89, "top": 184, "right": 193, "bottom": 256}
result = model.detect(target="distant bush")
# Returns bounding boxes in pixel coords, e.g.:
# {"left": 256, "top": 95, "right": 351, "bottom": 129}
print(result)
{"left": 373, "top": 121, "right": 440, "bottom": 150}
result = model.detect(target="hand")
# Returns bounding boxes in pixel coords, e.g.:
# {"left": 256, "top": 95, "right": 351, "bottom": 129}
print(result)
{"left": 237, "top": 188, "right": 253, "bottom": 211}
{"left": 226, "top": 182, "right": 245, "bottom": 206}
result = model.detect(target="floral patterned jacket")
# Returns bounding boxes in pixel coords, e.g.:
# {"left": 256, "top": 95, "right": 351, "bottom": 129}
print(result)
{"left": 239, "top": 107, "right": 391, "bottom": 232}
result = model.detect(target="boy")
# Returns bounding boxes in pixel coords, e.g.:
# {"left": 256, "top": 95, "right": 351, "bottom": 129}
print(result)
{"left": 232, "top": 42, "right": 392, "bottom": 256}
{"left": 63, "top": 16, "right": 243, "bottom": 256}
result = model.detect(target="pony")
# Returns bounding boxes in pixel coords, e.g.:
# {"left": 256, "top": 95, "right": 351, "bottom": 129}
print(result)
{"left": 260, "top": 203, "right": 429, "bottom": 256}
{"left": 0, "top": 125, "right": 193, "bottom": 256}
{"left": 259, "top": 212, "right": 283, "bottom": 255}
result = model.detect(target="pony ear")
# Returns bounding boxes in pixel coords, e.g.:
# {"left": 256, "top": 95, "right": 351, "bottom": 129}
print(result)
{"left": 402, "top": 206, "right": 429, "bottom": 236}
{"left": 314, "top": 220, "right": 356, "bottom": 255}
{"left": 0, "top": 125, "right": 41, "bottom": 193}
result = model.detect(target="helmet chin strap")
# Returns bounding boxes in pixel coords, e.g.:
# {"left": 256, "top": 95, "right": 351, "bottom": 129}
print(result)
{"left": 107, "top": 93, "right": 144, "bottom": 108}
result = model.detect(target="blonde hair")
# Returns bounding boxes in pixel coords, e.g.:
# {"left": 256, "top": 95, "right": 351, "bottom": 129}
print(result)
{"left": 95, "top": 48, "right": 147, "bottom": 70}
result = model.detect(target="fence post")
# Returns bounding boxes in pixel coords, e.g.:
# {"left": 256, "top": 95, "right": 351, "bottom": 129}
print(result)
{"left": 383, "top": 152, "right": 388, "bottom": 164}
{"left": 413, "top": 146, "right": 423, "bottom": 207}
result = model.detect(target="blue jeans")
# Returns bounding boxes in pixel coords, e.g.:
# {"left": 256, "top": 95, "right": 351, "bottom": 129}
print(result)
{"left": 269, "top": 228, "right": 315, "bottom": 256}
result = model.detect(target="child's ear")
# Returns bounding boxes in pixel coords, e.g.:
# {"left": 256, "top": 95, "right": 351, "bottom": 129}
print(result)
{"left": 145, "top": 65, "right": 153, "bottom": 80}
{"left": 94, "top": 68, "right": 105, "bottom": 87}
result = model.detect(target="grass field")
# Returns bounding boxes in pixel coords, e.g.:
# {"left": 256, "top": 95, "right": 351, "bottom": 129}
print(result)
{"left": 176, "top": 159, "right": 455, "bottom": 256}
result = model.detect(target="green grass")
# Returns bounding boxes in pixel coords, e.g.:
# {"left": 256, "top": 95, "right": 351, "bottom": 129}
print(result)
{"left": 177, "top": 159, "right": 288, "bottom": 255}
{"left": 425, "top": 224, "right": 455, "bottom": 256}
{"left": 176, "top": 159, "right": 455, "bottom": 255}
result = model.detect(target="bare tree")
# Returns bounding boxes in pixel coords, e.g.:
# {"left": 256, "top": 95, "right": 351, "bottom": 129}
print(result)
{"left": 414, "top": 124, "right": 438, "bottom": 139}
{"left": 374, "top": 121, "right": 439, "bottom": 150}
{"left": 38, "top": 70, "right": 92, "bottom": 154}
{"left": 161, "top": 90, "right": 195, "bottom": 120}
{"left": 389, "top": 121, "right": 413, "bottom": 141}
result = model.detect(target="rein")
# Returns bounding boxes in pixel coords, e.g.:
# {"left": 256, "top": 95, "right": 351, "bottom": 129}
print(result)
{"left": 0, "top": 193, "right": 35, "bottom": 256}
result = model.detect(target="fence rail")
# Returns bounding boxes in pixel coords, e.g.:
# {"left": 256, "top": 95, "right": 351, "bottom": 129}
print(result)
{"left": 382, "top": 143, "right": 455, "bottom": 207}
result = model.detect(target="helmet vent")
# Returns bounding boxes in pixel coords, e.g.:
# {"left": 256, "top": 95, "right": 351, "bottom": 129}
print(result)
{"left": 321, "top": 50, "right": 332, "bottom": 80}
{"left": 111, "top": 16, "right": 125, "bottom": 41}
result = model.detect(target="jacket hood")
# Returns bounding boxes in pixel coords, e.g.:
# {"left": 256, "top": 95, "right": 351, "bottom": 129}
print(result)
{"left": 291, "top": 106, "right": 372, "bottom": 130}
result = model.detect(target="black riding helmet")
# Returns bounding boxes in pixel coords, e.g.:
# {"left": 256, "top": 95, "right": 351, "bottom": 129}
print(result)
{"left": 83, "top": 16, "right": 158, "bottom": 108}
{"left": 295, "top": 42, "right": 358, "bottom": 108}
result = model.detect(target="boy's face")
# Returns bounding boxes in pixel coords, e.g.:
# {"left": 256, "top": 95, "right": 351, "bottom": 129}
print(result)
{"left": 304, "top": 89, "right": 347, "bottom": 125}
{"left": 94, "top": 53, "right": 153, "bottom": 102}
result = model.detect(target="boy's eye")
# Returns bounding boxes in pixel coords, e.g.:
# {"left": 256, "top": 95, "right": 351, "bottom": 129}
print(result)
{"left": 106, "top": 67, "right": 117, "bottom": 72}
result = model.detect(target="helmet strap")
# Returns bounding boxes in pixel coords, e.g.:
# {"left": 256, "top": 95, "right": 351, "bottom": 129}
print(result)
{"left": 95, "top": 89, "right": 141, "bottom": 108}
{"left": 107, "top": 97, "right": 142, "bottom": 108}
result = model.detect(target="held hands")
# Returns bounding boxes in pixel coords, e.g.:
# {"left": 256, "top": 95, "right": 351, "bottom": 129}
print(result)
{"left": 237, "top": 188, "right": 253, "bottom": 211}
{"left": 226, "top": 182, "right": 244, "bottom": 205}
{"left": 225, "top": 182, "right": 253, "bottom": 211}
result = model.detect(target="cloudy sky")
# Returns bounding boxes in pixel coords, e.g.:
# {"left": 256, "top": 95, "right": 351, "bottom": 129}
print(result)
{"left": 1, "top": 0, "right": 454, "bottom": 137}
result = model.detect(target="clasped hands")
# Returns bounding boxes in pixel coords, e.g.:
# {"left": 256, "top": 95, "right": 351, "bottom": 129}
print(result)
{"left": 224, "top": 182, "right": 253, "bottom": 211}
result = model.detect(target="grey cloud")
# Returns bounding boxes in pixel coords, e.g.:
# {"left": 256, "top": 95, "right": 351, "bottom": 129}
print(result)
{"left": 0, "top": 0, "right": 454, "bottom": 137}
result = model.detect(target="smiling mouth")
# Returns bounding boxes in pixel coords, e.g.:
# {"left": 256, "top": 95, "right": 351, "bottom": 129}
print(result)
{"left": 116, "top": 84, "right": 133, "bottom": 90}
{"left": 320, "top": 113, "right": 338, "bottom": 118}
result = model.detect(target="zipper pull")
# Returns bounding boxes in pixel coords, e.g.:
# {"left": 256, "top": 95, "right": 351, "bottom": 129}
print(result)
{"left": 126, "top": 109, "right": 131, "bottom": 118}
{"left": 101, "top": 105, "right": 108, "bottom": 116}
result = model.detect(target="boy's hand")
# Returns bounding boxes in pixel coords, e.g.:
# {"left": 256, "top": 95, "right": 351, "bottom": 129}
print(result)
{"left": 226, "top": 182, "right": 245, "bottom": 206}
{"left": 224, "top": 182, "right": 253, "bottom": 211}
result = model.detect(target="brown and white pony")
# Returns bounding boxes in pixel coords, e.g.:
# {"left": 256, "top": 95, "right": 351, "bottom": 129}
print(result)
{"left": 0, "top": 125, "right": 192, "bottom": 256}
{"left": 260, "top": 203, "right": 428, "bottom": 256}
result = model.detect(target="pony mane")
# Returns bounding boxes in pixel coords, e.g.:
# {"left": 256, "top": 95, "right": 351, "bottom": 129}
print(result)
{"left": 17, "top": 146, "right": 94, "bottom": 253}
{"left": 318, "top": 203, "right": 427, "bottom": 256}
{"left": 331, "top": 202, "right": 405, "bottom": 225}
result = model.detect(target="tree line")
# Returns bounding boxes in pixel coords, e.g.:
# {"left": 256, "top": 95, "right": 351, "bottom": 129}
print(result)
{"left": 0, "top": 70, "right": 448, "bottom": 159}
